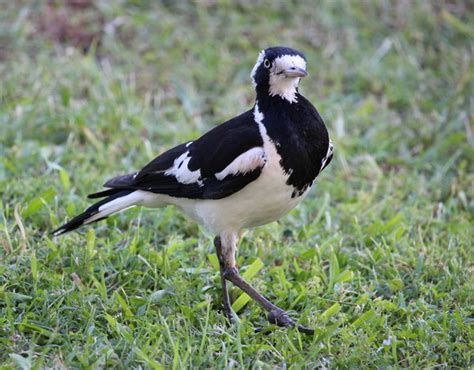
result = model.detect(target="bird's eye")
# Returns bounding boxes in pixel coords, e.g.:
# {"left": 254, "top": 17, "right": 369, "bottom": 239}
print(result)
{"left": 263, "top": 59, "right": 271, "bottom": 68}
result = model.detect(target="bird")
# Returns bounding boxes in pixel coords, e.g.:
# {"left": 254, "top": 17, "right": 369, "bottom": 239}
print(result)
{"left": 53, "top": 46, "right": 333, "bottom": 334}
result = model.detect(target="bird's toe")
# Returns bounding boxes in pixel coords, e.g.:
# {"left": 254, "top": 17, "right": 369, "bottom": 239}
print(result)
{"left": 268, "top": 309, "right": 295, "bottom": 327}
{"left": 268, "top": 309, "right": 314, "bottom": 335}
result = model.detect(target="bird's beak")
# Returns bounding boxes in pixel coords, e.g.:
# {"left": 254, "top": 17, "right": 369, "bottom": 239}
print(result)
{"left": 283, "top": 66, "right": 308, "bottom": 78}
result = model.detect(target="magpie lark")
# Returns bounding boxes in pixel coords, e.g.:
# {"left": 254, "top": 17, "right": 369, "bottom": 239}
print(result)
{"left": 53, "top": 46, "right": 333, "bottom": 334}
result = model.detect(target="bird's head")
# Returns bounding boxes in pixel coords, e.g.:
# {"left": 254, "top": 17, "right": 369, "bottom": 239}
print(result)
{"left": 251, "top": 46, "right": 307, "bottom": 104}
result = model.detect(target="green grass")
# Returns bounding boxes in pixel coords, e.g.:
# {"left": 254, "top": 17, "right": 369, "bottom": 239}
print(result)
{"left": 1, "top": 1, "right": 473, "bottom": 368}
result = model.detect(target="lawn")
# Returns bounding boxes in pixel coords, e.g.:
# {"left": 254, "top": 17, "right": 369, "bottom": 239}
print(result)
{"left": 0, "top": 1, "right": 472, "bottom": 368}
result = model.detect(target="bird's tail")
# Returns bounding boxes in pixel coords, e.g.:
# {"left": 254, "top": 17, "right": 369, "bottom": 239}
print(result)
{"left": 52, "top": 189, "right": 140, "bottom": 236}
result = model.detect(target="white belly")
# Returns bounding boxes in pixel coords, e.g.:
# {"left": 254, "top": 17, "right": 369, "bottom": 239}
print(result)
{"left": 166, "top": 162, "right": 307, "bottom": 234}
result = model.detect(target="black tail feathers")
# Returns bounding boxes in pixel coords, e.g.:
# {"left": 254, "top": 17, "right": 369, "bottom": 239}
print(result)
{"left": 52, "top": 189, "right": 133, "bottom": 236}
{"left": 87, "top": 188, "right": 124, "bottom": 199}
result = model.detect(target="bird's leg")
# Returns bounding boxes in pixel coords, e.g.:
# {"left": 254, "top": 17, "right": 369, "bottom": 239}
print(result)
{"left": 214, "top": 236, "right": 234, "bottom": 323}
{"left": 223, "top": 267, "right": 314, "bottom": 334}
{"left": 218, "top": 233, "right": 314, "bottom": 335}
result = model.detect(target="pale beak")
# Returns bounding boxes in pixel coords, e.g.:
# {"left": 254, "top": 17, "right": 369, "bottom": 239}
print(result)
{"left": 283, "top": 66, "right": 308, "bottom": 78}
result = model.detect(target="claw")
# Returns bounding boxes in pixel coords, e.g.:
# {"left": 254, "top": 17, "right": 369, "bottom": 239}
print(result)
{"left": 268, "top": 309, "right": 314, "bottom": 335}
{"left": 296, "top": 325, "right": 314, "bottom": 335}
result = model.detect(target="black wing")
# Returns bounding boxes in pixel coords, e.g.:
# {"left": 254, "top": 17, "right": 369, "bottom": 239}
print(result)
{"left": 91, "top": 109, "right": 266, "bottom": 200}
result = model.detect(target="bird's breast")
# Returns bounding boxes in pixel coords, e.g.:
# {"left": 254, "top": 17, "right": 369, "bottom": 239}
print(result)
{"left": 261, "top": 100, "right": 330, "bottom": 197}
{"left": 175, "top": 129, "right": 309, "bottom": 234}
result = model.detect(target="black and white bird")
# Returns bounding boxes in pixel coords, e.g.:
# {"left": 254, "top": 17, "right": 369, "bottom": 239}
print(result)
{"left": 53, "top": 46, "right": 333, "bottom": 334}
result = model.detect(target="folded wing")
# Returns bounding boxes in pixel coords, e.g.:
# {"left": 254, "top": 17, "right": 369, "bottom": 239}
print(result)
{"left": 91, "top": 110, "right": 266, "bottom": 200}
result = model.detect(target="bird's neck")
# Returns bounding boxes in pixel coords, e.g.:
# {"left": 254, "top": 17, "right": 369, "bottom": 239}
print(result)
{"left": 253, "top": 94, "right": 304, "bottom": 139}
{"left": 255, "top": 79, "right": 301, "bottom": 106}
{"left": 255, "top": 87, "right": 301, "bottom": 112}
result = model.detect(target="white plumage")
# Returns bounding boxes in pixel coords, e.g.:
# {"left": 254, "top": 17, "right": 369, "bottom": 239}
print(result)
{"left": 164, "top": 151, "right": 203, "bottom": 185}
{"left": 214, "top": 147, "right": 266, "bottom": 180}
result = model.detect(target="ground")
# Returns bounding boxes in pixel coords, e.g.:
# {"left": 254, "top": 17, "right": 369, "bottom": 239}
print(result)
{"left": 0, "top": 1, "right": 472, "bottom": 368}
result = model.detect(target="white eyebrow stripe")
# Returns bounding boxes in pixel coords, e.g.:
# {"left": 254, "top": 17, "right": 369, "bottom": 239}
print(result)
{"left": 215, "top": 147, "right": 266, "bottom": 180}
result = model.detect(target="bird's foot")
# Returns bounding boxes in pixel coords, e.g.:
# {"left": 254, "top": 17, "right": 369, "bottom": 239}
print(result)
{"left": 268, "top": 308, "right": 314, "bottom": 335}
{"left": 268, "top": 308, "right": 294, "bottom": 327}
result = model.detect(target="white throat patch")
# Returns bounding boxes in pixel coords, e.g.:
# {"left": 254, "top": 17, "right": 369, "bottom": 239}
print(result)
{"left": 269, "top": 55, "right": 306, "bottom": 103}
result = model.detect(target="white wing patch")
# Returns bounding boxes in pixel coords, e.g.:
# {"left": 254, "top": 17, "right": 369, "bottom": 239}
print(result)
{"left": 165, "top": 151, "right": 203, "bottom": 185}
{"left": 214, "top": 147, "right": 266, "bottom": 180}
{"left": 320, "top": 140, "right": 333, "bottom": 172}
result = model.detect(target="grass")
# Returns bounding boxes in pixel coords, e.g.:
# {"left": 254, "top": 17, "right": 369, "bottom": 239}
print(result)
{"left": 0, "top": 0, "right": 472, "bottom": 368}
